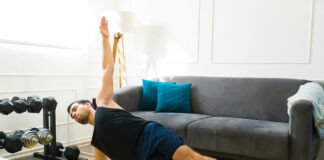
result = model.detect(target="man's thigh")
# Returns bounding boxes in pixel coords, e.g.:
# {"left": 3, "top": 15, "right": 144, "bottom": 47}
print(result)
{"left": 154, "top": 125, "right": 183, "bottom": 158}
{"left": 137, "top": 122, "right": 183, "bottom": 160}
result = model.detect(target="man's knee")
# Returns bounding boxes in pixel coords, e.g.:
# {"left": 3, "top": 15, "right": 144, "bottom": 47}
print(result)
{"left": 172, "top": 145, "right": 217, "bottom": 160}
{"left": 172, "top": 145, "right": 199, "bottom": 160}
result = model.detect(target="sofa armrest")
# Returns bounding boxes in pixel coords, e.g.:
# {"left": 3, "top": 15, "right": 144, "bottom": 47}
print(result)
{"left": 289, "top": 100, "right": 319, "bottom": 160}
{"left": 113, "top": 86, "right": 142, "bottom": 112}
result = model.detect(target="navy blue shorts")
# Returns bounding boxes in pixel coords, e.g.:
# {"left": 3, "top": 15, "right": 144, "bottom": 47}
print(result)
{"left": 136, "top": 122, "right": 184, "bottom": 160}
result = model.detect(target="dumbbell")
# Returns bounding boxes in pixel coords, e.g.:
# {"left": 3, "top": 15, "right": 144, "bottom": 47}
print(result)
{"left": 1, "top": 97, "right": 27, "bottom": 114}
{"left": 11, "top": 96, "right": 27, "bottom": 114}
{"left": 0, "top": 128, "right": 53, "bottom": 153}
{"left": 12, "top": 129, "right": 39, "bottom": 149}
{"left": 0, "top": 98, "right": 13, "bottom": 115}
{"left": 53, "top": 142, "right": 80, "bottom": 160}
{"left": 1, "top": 96, "right": 57, "bottom": 114}
{"left": 0, "top": 128, "right": 45, "bottom": 153}
{"left": 27, "top": 95, "right": 43, "bottom": 113}
{"left": 0, "top": 131, "right": 23, "bottom": 153}
{"left": 42, "top": 97, "right": 57, "bottom": 111}
{"left": 13, "top": 128, "right": 53, "bottom": 147}
{"left": 29, "top": 128, "right": 53, "bottom": 145}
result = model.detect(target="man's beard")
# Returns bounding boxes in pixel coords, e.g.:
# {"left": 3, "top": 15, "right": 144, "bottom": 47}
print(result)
{"left": 79, "top": 114, "right": 89, "bottom": 124}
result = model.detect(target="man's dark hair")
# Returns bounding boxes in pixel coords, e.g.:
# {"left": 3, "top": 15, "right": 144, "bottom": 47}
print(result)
{"left": 67, "top": 99, "right": 96, "bottom": 115}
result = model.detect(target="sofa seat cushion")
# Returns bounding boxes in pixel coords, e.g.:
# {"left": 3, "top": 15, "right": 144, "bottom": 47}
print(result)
{"left": 187, "top": 117, "right": 289, "bottom": 160}
{"left": 131, "top": 111, "right": 211, "bottom": 142}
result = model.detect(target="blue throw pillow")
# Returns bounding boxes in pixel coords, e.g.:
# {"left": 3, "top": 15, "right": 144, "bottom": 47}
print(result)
{"left": 155, "top": 83, "right": 192, "bottom": 113}
{"left": 138, "top": 79, "right": 176, "bottom": 111}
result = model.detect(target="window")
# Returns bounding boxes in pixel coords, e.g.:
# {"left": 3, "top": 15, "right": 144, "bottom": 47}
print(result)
{"left": 0, "top": 0, "right": 87, "bottom": 49}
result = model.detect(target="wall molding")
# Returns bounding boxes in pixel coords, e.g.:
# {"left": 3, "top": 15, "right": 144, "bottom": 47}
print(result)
{"left": 0, "top": 88, "right": 78, "bottom": 128}
{"left": 210, "top": 0, "right": 314, "bottom": 64}
{"left": 0, "top": 88, "right": 78, "bottom": 94}
{"left": 196, "top": 0, "right": 201, "bottom": 64}
{"left": 210, "top": 61, "right": 312, "bottom": 64}
{"left": 2, "top": 121, "right": 78, "bottom": 135}
{"left": 0, "top": 74, "right": 126, "bottom": 79}
{"left": 86, "top": 87, "right": 100, "bottom": 91}
{"left": 0, "top": 39, "right": 82, "bottom": 51}
{"left": 85, "top": 88, "right": 100, "bottom": 98}
{"left": 0, "top": 74, "right": 101, "bottom": 77}
{"left": 306, "top": 0, "right": 315, "bottom": 64}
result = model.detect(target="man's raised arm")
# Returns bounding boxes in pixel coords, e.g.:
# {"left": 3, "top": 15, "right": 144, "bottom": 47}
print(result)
{"left": 100, "top": 16, "right": 113, "bottom": 70}
{"left": 97, "top": 16, "right": 115, "bottom": 104}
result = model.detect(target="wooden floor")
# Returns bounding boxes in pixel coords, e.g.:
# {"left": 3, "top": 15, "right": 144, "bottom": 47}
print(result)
{"left": 15, "top": 142, "right": 96, "bottom": 160}
{"left": 75, "top": 142, "right": 95, "bottom": 160}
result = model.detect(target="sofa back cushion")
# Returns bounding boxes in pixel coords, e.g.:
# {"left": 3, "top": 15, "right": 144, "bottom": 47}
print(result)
{"left": 158, "top": 76, "right": 308, "bottom": 122}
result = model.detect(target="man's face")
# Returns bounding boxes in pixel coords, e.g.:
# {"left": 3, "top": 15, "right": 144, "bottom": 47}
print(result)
{"left": 69, "top": 102, "right": 90, "bottom": 124}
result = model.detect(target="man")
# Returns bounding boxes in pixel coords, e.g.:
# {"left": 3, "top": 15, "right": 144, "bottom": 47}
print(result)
{"left": 67, "top": 16, "right": 216, "bottom": 160}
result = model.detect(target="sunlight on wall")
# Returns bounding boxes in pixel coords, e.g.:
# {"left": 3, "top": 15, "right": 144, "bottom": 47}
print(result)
{"left": 0, "top": 0, "right": 87, "bottom": 49}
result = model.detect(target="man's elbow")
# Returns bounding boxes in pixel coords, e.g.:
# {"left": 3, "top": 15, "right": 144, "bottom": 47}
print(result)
{"left": 103, "top": 65, "right": 114, "bottom": 73}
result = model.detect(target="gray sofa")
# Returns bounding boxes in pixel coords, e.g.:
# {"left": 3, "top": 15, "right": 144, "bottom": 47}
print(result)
{"left": 113, "top": 76, "right": 321, "bottom": 160}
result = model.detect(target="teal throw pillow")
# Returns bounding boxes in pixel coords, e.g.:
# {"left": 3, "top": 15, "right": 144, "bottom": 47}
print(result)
{"left": 139, "top": 79, "right": 176, "bottom": 111}
{"left": 155, "top": 83, "right": 192, "bottom": 113}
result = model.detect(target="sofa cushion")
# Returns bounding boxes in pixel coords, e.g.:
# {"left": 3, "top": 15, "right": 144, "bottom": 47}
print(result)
{"left": 156, "top": 83, "right": 192, "bottom": 113}
{"left": 139, "top": 79, "right": 176, "bottom": 111}
{"left": 187, "top": 117, "right": 289, "bottom": 160}
{"left": 131, "top": 111, "right": 210, "bottom": 142}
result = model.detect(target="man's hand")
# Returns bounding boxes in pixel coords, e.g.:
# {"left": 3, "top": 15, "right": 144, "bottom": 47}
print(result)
{"left": 100, "top": 16, "right": 110, "bottom": 38}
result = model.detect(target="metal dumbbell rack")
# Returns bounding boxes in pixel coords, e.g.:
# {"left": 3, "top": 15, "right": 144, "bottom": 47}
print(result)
{"left": 32, "top": 106, "right": 58, "bottom": 159}
{"left": 0, "top": 96, "right": 88, "bottom": 160}
{"left": 29, "top": 107, "right": 87, "bottom": 160}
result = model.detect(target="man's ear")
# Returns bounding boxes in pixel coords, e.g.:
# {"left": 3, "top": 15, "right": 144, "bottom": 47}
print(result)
{"left": 86, "top": 102, "right": 92, "bottom": 108}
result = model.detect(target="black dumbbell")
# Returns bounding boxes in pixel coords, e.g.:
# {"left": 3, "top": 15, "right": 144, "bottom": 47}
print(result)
{"left": 0, "top": 98, "right": 14, "bottom": 115}
{"left": 53, "top": 142, "right": 80, "bottom": 160}
{"left": 11, "top": 129, "right": 39, "bottom": 149}
{"left": 42, "top": 97, "right": 57, "bottom": 111}
{"left": 27, "top": 95, "right": 43, "bottom": 113}
{"left": 11, "top": 96, "right": 27, "bottom": 114}
{"left": 0, "top": 131, "right": 23, "bottom": 153}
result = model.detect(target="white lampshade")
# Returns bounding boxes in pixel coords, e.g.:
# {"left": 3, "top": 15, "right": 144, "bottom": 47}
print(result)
{"left": 102, "top": 10, "right": 136, "bottom": 33}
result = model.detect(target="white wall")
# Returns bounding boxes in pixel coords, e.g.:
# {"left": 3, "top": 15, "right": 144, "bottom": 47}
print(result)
{"left": 125, "top": 0, "right": 324, "bottom": 84}
{"left": 0, "top": 0, "right": 129, "bottom": 158}
{"left": 124, "top": 0, "right": 324, "bottom": 159}
{"left": 1, "top": 0, "right": 323, "bottom": 159}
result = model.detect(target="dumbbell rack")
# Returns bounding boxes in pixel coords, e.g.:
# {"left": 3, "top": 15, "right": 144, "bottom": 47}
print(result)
{"left": 32, "top": 107, "right": 57, "bottom": 159}
{"left": 21, "top": 105, "right": 87, "bottom": 160}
